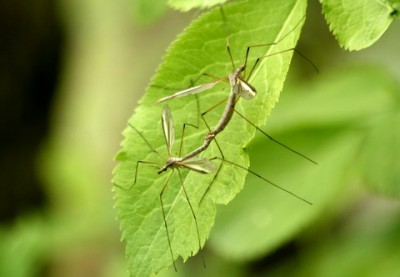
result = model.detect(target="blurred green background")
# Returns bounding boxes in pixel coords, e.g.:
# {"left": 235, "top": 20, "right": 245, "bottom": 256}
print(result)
{"left": 0, "top": 0, "right": 399, "bottom": 276}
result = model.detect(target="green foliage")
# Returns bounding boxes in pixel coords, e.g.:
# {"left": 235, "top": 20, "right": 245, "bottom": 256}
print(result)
{"left": 299, "top": 218, "right": 400, "bottom": 277}
{"left": 2, "top": 0, "right": 399, "bottom": 276}
{"left": 210, "top": 65, "right": 400, "bottom": 261}
{"left": 113, "top": 0, "right": 308, "bottom": 275}
{"left": 0, "top": 217, "right": 47, "bottom": 277}
{"left": 132, "top": 0, "right": 168, "bottom": 24}
{"left": 168, "top": 0, "right": 228, "bottom": 11}
{"left": 320, "top": 0, "right": 397, "bottom": 50}
{"left": 360, "top": 102, "right": 400, "bottom": 197}
{"left": 114, "top": 0, "right": 400, "bottom": 275}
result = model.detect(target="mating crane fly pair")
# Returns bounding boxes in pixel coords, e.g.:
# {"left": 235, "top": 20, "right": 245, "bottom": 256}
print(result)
{"left": 115, "top": 8, "right": 317, "bottom": 273}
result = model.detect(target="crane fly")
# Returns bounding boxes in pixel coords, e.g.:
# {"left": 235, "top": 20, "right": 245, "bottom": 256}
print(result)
{"left": 155, "top": 13, "right": 317, "bottom": 202}
{"left": 156, "top": 14, "right": 317, "bottom": 166}
{"left": 115, "top": 102, "right": 312, "bottom": 271}
{"left": 115, "top": 105, "right": 216, "bottom": 271}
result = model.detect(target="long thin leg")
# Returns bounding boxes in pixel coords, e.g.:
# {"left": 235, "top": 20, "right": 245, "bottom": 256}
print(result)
{"left": 233, "top": 109, "right": 317, "bottom": 164}
{"left": 199, "top": 159, "right": 224, "bottom": 204}
{"left": 179, "top": 95, "right": 228, "bottom": 159}
{"left": 159, "top": 171, "right": 178, "bottom": 272}
{"left": 176, "top": 170, "right": 205, "bottom": 267}
{"left": 113, "top": 160, "right": 161, "bottom": 190}
{"left": 178, "top": 94, "right": 202, "bottom": 156}
{"left": 199, "top": 95, "right": 231, "bottom": 159}
{"left": 247, "top": 48, "right": 318, "bottom": 80}
{"left": 243, "top": 15, "right": 307, "bottom": 78}
{"left": 219, "top": 5, "right": 235, "bottom": 69}
{"left": 210, "top": 157, "right": 312, "bottom": 205}
{"left": 200, "top": 97, "right": 229, "bottom": 117}
{"left": 199, "top": 101, "right": 226, "bottom": 160}
{"left": 192, "top": 72, "right": 228, "bottom": 85}
{"left": 176, "top": 94, "right": 228, "bottom": 204}
{"left": 128, "top": 123, "right": 165, "bottom": 161}
{"left": 197, "top": 112, "right": 226, "bottom": 204}
{"left": 179, "top": 122, "right": 199, "bottom": 157}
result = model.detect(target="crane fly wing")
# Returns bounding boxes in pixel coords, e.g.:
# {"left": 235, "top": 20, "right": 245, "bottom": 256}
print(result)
{"left": 161, "top": 105, "right": 175, "bottom": 156}
{"left": 237, "top": 78, "right": 256, "bottom": 100}
{"left": 157, "top": 79, "right": 225, "bottom": 103}
{"left": 181, "top": 157, "right": 217, "bottom": 174}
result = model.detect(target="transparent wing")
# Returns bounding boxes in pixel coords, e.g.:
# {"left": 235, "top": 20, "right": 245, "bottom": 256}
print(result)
{"left": 236, "top": 79, "right": 256, "bottom": 100}
{"left": 181, "top": 157, "right": 217, "bottom": 174}
{"left": 157, "top": 79, "right": 225, "bottom": 103}
{"left": 161, "top": 105, "right": 175, "bottom": 156}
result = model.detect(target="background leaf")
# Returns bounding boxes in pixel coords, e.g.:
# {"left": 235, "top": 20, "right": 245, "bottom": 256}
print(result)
{"left": 209, "top": 65, "right": 400, "bottom": 261}
{"left": 113, "top": 0, "right": 307, "bottom": 275}
{"left": 321, "top": 0, "right": 396, "bottom": 50}
{"left": 168, "top": 0, "right": 229, "bottom": 12}
{"left": 3, "top": 0, "right": 400, "bottom": 276}
{"left": 132, "top": 0, "right": 168, "bottom": 24}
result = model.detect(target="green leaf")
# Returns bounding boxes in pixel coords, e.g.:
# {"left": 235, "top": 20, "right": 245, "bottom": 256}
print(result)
{"left": 209, "top": 65, "right": 400, "bottom": 260}
{"left": 360, "top": 101, "right": 400, "bottom": 198}
{"left": 266, "top": 66, "right": 396, "bottom": 130}
{"left": 0, "top": 216, "right": 49, "bottom": 277}
{"left": 168, "top": 0, "right": 228, "bottom": 12}
{"left": 113, "top": 0, "right": 307, "bottom": 275}
{"left": 132, "top": 0, "right": 168, "bottom": 24}
{"left": 210, "top": 131, "right": 363, "bottom": 260}
{"left": 321, "top": 0, "right": 396, "bottom": 50}
{"left": 297, "top": 210, "right": 400, "bottom": 277}
{"left": 267, "top": 65, "right": 400, "bottom": 198}
{"left": 209, "top": 126, "right": 364, "bottom": 260}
